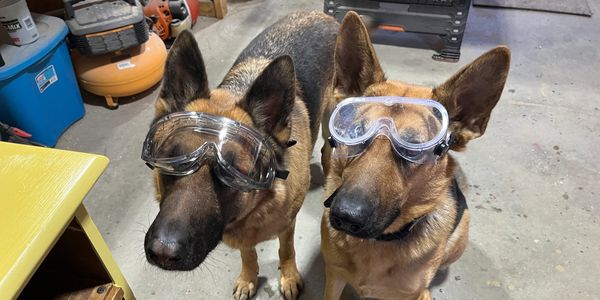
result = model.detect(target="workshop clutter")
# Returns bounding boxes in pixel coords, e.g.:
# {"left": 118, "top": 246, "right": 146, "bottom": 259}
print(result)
{"left": 0, "top": 0, "right": 40, "bottom": 45}
{"left": 0, "top": 14, "right": 85, "bottom": 147}
{"left": 143, "top": 0, "right": 199, "bottom": 41}
{"left": 66, "top": 0, "right": 173, "bottom": 108}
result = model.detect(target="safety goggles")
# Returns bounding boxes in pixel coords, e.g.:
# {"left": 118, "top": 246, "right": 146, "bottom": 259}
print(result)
{"left": 141, "top": 111, "right": 288, "bottom": 191}
{"left": 328, "top": 97, "right": 453, "bottom": 163}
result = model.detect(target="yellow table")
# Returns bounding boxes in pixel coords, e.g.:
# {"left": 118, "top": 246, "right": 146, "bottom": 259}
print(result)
{"left": 0, "top": 142, "right": 134, "bottom": 299}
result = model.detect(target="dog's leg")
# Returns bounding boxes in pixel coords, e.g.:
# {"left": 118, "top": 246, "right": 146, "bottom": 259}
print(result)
{"left": 323, "top": 266, "right": 345, "bottom": 300}
{"left": 278, "top": 219, "right": 304, "bottom": 300}
{"left": 233, "top": 247, "right": 259, "bottom": 300}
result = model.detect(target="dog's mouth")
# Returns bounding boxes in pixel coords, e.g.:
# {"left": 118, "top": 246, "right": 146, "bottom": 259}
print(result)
{"left": 328, "top": 214, "right": 382, "bottom": 239}
{"left": 329, "top": 212, "right": 402, "bottom": 239}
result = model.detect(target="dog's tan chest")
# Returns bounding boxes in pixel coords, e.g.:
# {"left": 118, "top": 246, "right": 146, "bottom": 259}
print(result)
{"left": 346, "top": 245, "right": 440, "bottom": 298}
{"left": 223, "top": 192, "right": 295, "bottom": 248}
{"left": 222, "top": 100, "right": 312, "bottom": 250}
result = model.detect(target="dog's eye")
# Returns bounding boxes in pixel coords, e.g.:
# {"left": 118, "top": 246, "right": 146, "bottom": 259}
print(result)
{"left": 166, "top": 143, "right": 185, "bottom": 157}
{"left": 222, "top": 151, "right": 236, "bottom": 166}
{"left": 403, "top": 149, "right": 423, "bottom": 159}
{"left": 395, "top": 146, "right": 426, "bottom": 164}
{"left": 348, "top": 121, "right": 367, "bottom": 139}
{"left": 222, "top": 151, "right": 252, "bottom": 175}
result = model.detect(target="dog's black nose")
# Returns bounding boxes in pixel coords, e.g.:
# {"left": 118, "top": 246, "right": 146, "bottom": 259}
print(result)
{"left": 146, "top": 239, "right": 183, "bottom": 267}
{"left": 145, "top": 225, "right": 187, "bottom": 269}
{"left": 329, "top": 192, "right": 375, "bottom": 237}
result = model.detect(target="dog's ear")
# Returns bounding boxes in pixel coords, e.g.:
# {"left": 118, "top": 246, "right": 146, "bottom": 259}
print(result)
{"left": 156, "top": 30, "right": 210, "bottom": 118}
{"left": 335, "top": 11, "right": 386, "bottom": 96}
{"left": 243, "top": 55, "right": 296, "bottom": 143}
{"left": 433, "top": 46, "right": 511, "bottom": 150}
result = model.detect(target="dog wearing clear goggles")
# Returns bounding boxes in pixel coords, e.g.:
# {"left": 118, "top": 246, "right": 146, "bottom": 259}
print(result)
{"left": 320, "top": 12, "right": 510, "bottom": 300}
{"left": 142, "top": 12, "right": 338, "bottom": 300}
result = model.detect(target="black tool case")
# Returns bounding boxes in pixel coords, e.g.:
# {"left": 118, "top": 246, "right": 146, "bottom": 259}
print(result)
{"left": 324, "top": 0, "right": 471, "bottom": 62}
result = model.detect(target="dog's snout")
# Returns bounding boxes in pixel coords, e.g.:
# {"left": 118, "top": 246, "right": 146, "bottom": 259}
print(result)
{"left": 329, "top": 192, "right": 375, "bottom": 238}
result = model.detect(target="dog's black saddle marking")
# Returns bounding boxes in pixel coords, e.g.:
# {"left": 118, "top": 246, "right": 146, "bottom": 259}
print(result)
{"left": 375, "top": 178, "right": 468, "bottom": 242}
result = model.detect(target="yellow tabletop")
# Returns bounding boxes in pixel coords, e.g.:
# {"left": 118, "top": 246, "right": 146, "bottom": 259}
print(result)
{"left": 0, "top": 142, "right": 109, "bottom": 299}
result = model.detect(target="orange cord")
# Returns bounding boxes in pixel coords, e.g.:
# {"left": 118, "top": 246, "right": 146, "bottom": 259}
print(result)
{"left": 378, "top": 25, "right": 405, "bottom": 32}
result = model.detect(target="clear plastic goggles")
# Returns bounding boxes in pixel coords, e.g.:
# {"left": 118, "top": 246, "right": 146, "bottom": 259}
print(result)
{"left": 142, "top": 112, "right": 284, "bottom": 191}
{"left": 328, "top": 97, "right": 452, "bottom": 163}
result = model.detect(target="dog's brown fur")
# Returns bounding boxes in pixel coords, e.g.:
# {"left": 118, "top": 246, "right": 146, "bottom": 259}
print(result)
{"left": 320, "top": 12, "right": 510, "bottom": 300}
{"left": 145, "top": 11, "right": 338, "bottom": 300}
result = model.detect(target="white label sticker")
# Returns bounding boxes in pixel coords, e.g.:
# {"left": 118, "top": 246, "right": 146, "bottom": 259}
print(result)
{"left": 35, "top": 65, "right": 58, "bottom": 93}
{"left": 23, "top": 16, "right": 34, "bottom": 31}
{"left": 117, "top": 59, "right": 135, "bottom": 70}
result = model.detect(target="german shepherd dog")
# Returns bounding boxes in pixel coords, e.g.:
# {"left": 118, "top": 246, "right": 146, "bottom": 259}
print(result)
{"left": 320, "top": 12, "right": 510, "bottom": 300}
{"left": 143, "top": 12, "right": 337, "bottom": 299}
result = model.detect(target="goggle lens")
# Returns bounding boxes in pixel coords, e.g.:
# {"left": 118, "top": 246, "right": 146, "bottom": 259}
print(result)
{"left": 142, "top": 112, "right": 279, "bottom": 190}
{"left": 329, "top": 97, "right": 450, "bottom": 162}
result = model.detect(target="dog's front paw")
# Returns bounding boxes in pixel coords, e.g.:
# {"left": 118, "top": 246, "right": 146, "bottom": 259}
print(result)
{"left": 233, "top": 277, "right": 257, "bottom": 300}
{"left": 279, "top": 271, "right": 304, "bottom": 300}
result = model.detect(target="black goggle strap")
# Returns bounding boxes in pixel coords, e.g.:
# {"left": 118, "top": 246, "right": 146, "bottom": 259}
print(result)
{"left": 275, "top": 169, "right": 290, "bottom": 180}
{"left": 286, "top": 139, "right": 297, "bottom": 148}
{"left": 328, "top": 136, "right": 337, "bottom": 148}
{"left": 433, "top": 132, "right": 456, "bottom": 158}
{"left": 273, "top": 139, "right": 297, "bottom": 180}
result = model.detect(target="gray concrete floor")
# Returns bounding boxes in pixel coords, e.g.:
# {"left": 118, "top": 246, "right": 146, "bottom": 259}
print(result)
{"left": 57, "top": 0, "right": 600, "bottom": 299}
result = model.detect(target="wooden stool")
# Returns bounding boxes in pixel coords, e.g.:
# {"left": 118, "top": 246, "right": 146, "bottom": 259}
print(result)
{"left": 0, "top": 142, "right": 134, "bottom": 299}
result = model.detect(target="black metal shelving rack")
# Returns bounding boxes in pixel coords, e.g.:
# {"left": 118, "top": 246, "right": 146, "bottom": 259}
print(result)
{"left": 325, "top": 0, "right": 471, "bottom": 62}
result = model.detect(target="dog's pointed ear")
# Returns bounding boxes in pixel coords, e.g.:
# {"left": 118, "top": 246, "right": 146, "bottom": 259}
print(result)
{"left": 244, "top": 55, "right": 296, "bottom": 143}
{"left": 156, "top": 30, "right": 210, "bottom": 118}
{"left": 335, "top": 11, "right": 386, "bottom": 96}
{"left": 433, "top": 46, "right": 511, "bottom": 150}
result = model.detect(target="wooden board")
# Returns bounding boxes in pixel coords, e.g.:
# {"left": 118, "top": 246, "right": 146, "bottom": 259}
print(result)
{"left": 199, "top": 0, "right": 228, "bottom": 19}
{"left": 55, "top": 283, "right": 124, "bottom": 300}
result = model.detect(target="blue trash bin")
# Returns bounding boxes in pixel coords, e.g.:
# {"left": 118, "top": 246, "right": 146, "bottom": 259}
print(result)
{"left": 0, "top": 14, "right": 84, "bottom": 147}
